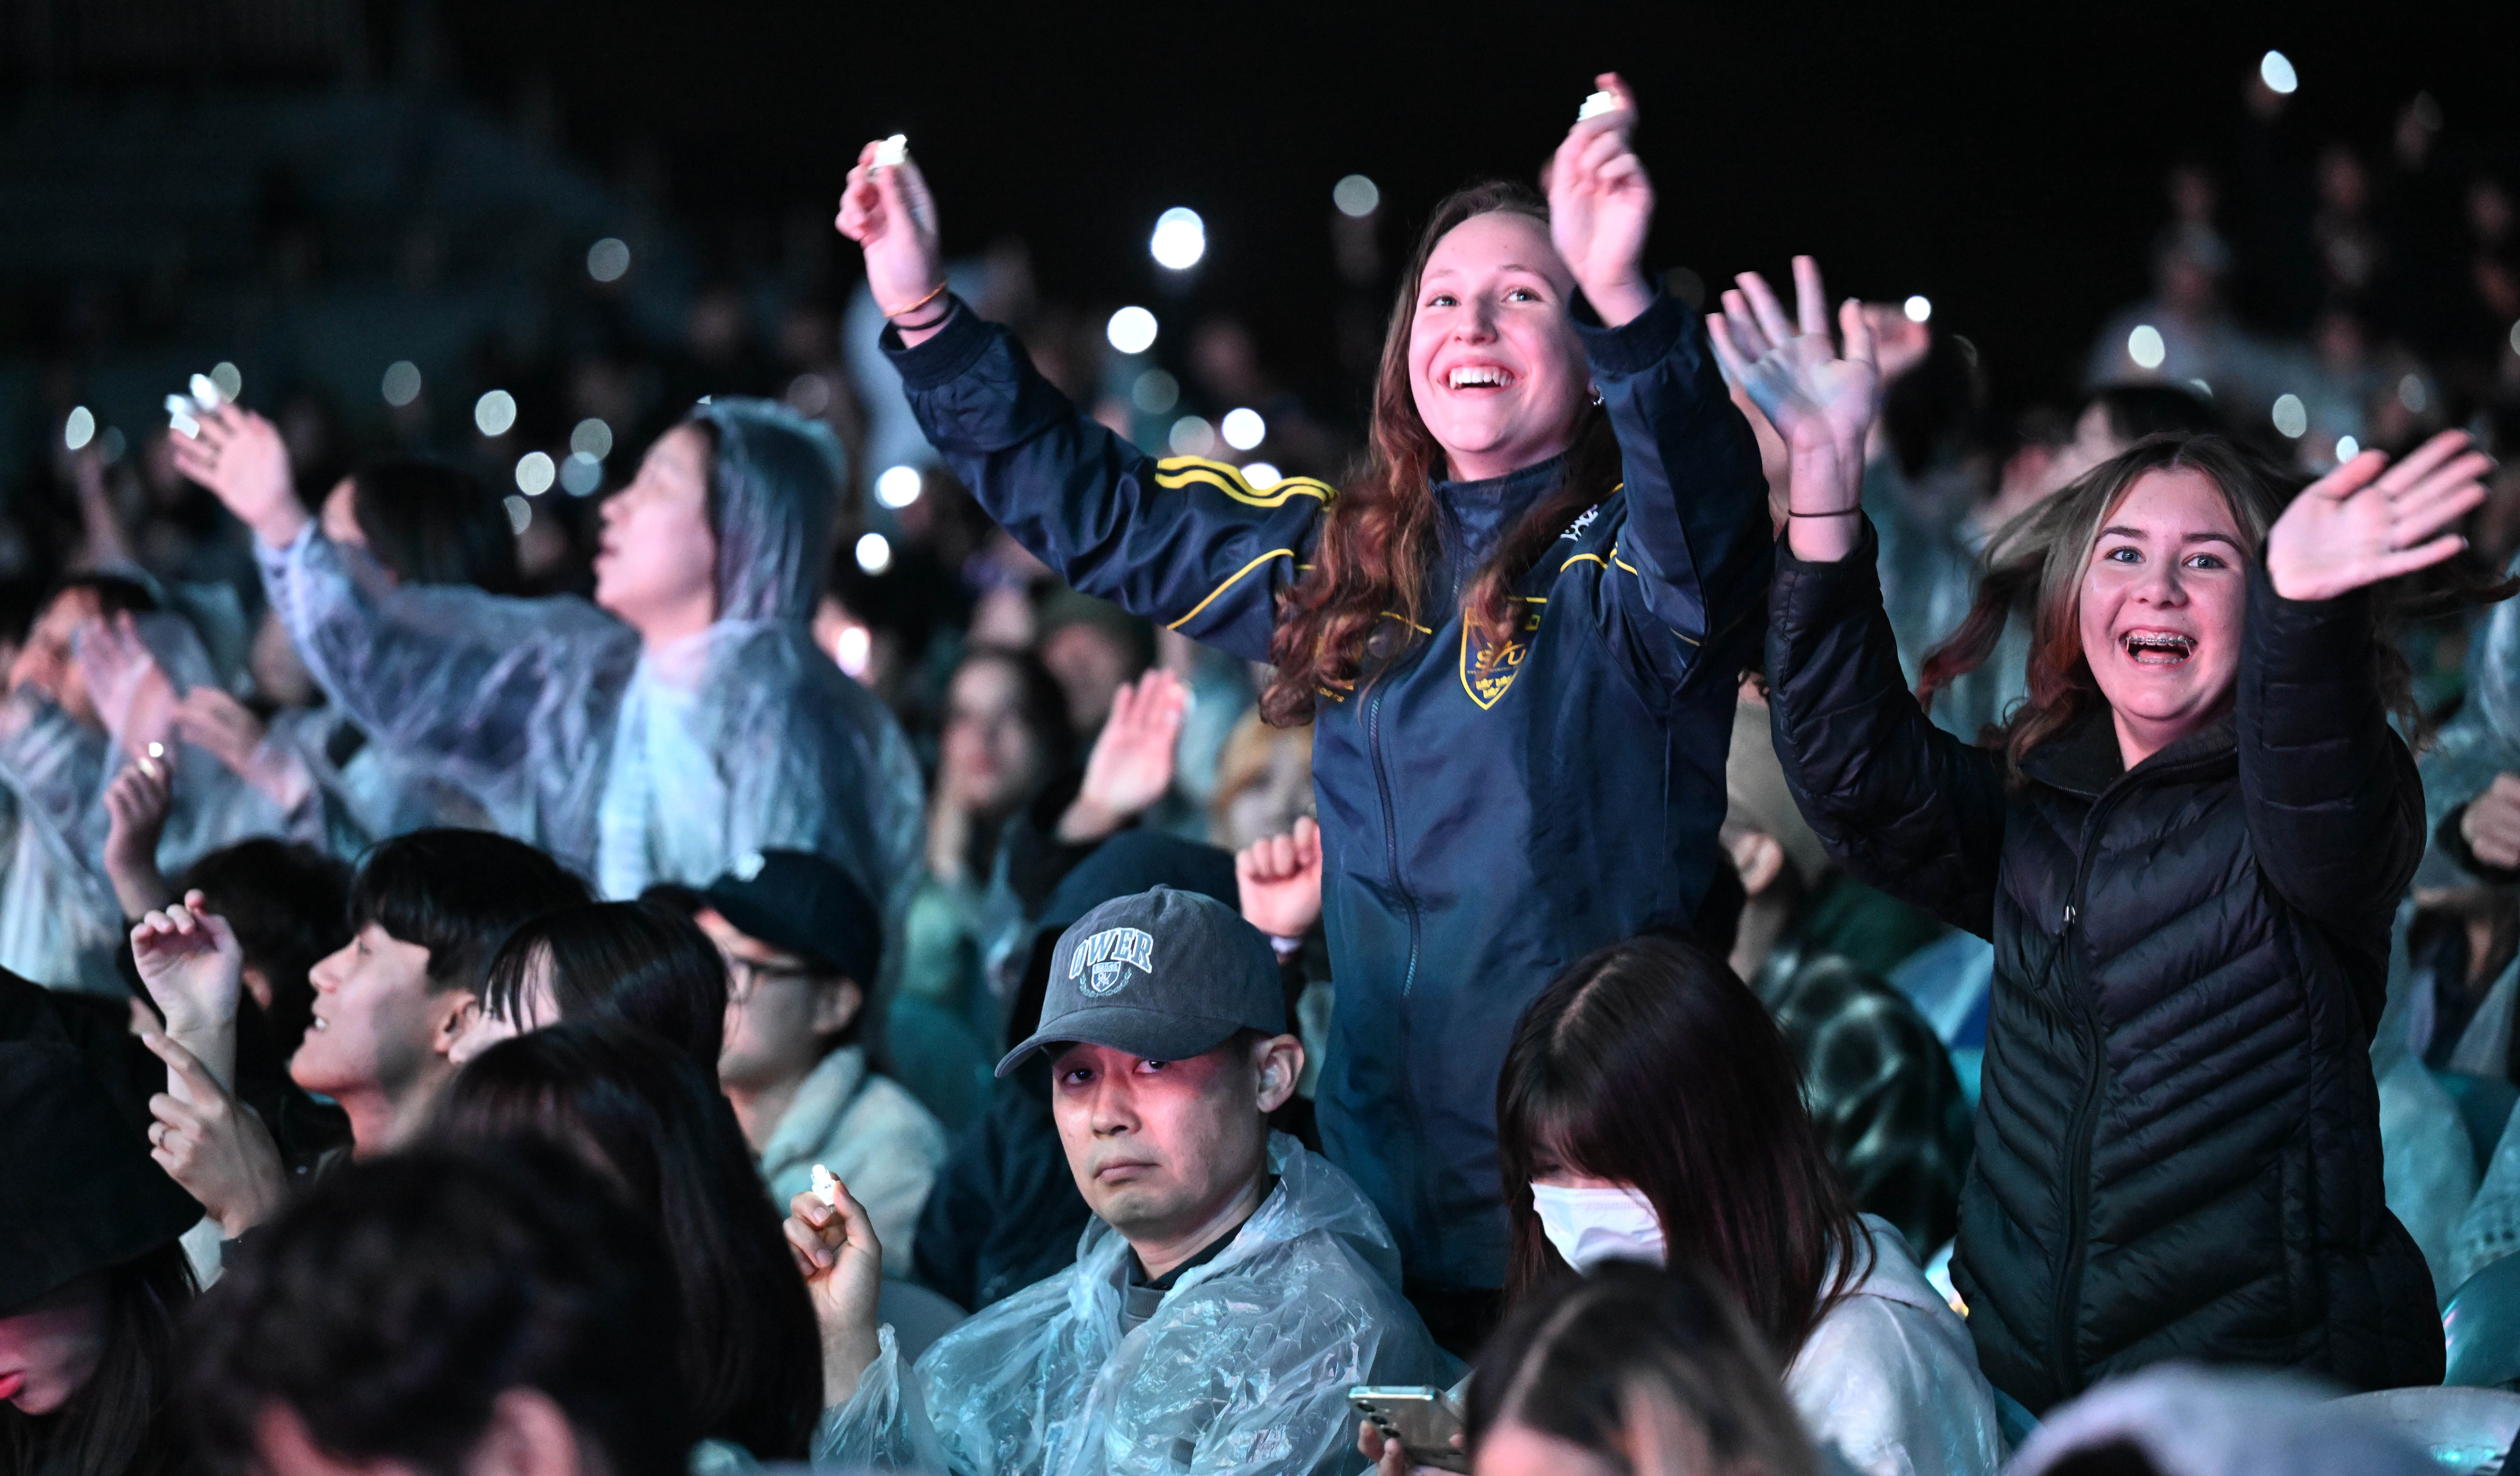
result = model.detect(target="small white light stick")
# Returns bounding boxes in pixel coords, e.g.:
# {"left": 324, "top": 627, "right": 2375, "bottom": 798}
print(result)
{"left": 873, "top": 134, "right": 908, "bottom": 169}
{"left": 1578, "top": 90, "right": 1621, "bottom": 120}
{"left": 188, "top": 373, "right": 225, "bottom": 411}
{"left": 139, "top": 740, "right": 165, "bottom": 779}
{"left": 810, "top": 1163, "right": 841, "bottom": 1207}
{"left": 165, "top": 395, "right": 200, "bottom": 439}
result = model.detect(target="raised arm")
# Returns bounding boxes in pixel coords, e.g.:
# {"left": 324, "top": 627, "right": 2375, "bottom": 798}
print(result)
{"left": 839, "top": 141, "right": 1324, "bottom": 664}
{"left": 2243, "top": 430, "right": 2493, "bottom": 931}
{"left": 1551, "top": 76, "right": 1770, "bottom": 691}
{"left": 1719, "top": 261, "right": 2008, "bottom": 934}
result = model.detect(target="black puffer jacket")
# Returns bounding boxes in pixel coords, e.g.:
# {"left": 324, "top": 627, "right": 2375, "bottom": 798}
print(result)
{"left": 1767, "top": 525, "right": 2441, "bottom": 1412}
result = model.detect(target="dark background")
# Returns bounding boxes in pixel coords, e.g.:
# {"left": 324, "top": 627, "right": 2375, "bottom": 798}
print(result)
{"left": 428, "top": 0, "right": 2520, "bottom": 416}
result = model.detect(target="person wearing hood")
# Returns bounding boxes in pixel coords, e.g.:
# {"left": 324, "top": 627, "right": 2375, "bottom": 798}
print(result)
{"left": 0, "top": 1041, "right": 203, "bottom": 1476}
{"left": 788, "top": 886, "right": 1444, "bottom": 1475}
{"left": 171, "top": 397, "right": 923, "bottom": 912}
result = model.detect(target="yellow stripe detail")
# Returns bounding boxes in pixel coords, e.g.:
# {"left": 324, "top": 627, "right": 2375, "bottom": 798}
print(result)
{"left": 1166, "top": 549, "right": 1294, "bottom": 631}
{"left": 1379, "top": 610, "right": 1433, "bottom": 634}
{"left": 1154, "top": 456, "right": 1336, "bottom": 508}
{"left": 1560, "top": 552, "right": 1607, "bottom": 571}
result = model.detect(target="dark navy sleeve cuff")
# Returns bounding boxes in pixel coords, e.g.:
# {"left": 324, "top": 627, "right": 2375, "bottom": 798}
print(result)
{"left": 881, "top": 298, "right": 994, "bottom": 390}
{"left": 1572, "top": 287, "right": 1687, "bottom": 378}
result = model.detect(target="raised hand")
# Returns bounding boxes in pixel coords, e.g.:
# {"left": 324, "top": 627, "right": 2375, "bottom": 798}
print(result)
{"left": 835, "top": 140, "right": 948, "bottom": 339}
{"left": 131, "top": 890, "right": 244, "bottom": 1089}
{"left": 1237, "top": 816, "right": 1324, "bottom": 941}
{"left": 103, "top": 759, "right": 176, "bottom": 918}
{"left": 2265, "top": 430, "right": 2493, "bottom": 602}
{"left": 783, "top": 1179, "right": 885, "bottom": 1407}
{"left": 140, "top": 1027, "right": 288, "bottom": 1239}
{"left": 173, "top": 686, "right": 312, "bottom": 813}
{"left": 2462, "top": 774, "right": 2520, "bottom": 871}
{"left": 1546, "top": 72, "right": 1654, "bottom": 328}
{"left": 76, "top": 613, "right": 178, "bottom": 756}
{"left": 169, "top": 404, "right": 308, "bottom": 549}
{"left": 1058, "top": 670, "right": 1188, "bottom": 842}
{"left": 1706, "top": 258, "right": 1879, "bottom": 462}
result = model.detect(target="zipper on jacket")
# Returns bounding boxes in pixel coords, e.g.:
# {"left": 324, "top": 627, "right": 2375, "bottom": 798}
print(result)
{"left": 2048, "top": 890, "right": 2105, "bottom": 1399}
{"left": 1365, "top": 684, "right": 1424, "bottom": 997}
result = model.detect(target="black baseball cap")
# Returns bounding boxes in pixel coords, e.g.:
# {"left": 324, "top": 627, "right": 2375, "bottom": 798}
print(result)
{"left": 997, "top": 885, "right": 1285, "bottom": 1077}
{"left": 699, "top": 849, "right": 882, "bottom": 985}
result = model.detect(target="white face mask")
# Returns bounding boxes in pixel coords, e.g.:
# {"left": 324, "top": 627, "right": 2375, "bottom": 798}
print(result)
{"left": 1529, "top": 1182, "right": 1666, "bottom": 1273}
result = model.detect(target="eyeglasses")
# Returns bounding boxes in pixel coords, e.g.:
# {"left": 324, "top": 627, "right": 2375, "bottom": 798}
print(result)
{"left": 724, "top": 954, "right": 822, "bottom": 1002}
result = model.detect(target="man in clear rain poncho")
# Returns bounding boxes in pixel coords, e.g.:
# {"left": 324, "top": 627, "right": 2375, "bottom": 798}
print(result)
{"left": 784, "top": 886, "right": 1446, "bottom": 1476}
{"left": 173, "top": 396, "right": 924, "bottom": 917}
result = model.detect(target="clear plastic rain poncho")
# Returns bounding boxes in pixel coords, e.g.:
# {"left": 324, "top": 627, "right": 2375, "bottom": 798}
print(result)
{"left": 1786, "top": 1215, "right": 2003, "bottom": 1476}
{"left": 255, "top": 399, "right": 923, "bottom": 909}
{"left": 813, "top": 1134, "right": 1448, "bottom": 1475}
{"left": 0, "top": 610, "right": 301, "bottom": 992}
{"left": 2417, "top": 569, "right": 2520, "bottom": 887}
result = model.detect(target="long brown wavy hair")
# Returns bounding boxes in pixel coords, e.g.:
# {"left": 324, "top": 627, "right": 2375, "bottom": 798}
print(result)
{"left": 1917, "top": 432, "right": 2506, "bottom": 777}
{"left": 1259, "top": 181, "right": 1620, "bottom": 724}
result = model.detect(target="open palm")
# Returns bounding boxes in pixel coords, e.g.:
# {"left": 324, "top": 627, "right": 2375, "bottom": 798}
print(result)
{"left": 1706, "top": 256, "right": 1878, "bottom": 457}
{"left": 2265, "top": 430, "right": 2492, "bottom": 602}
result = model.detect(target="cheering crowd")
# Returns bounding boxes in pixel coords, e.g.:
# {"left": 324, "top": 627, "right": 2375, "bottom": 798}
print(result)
{"left": 9, "top": 64, "right": 2520, "bottom": 1476}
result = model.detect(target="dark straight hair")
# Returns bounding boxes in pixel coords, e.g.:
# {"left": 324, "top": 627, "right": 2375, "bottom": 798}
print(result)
{"left": 1496, "top": 935, "right": 1864, "bottom": 1358}
{"left": 1468, "top": 1259, "right": 1818, "bottom": 1476}
{"left": 348, "top": 830, "right": 592, "bottom": 995}
{"left": 478, "top": 901, "right": 729, "bottom": 1078}
{"left": 0, "top": 1243, "right": 196, "bottom": 1476}
{"left": 430, "top": 1024, "right": 820, "bottom": 1460}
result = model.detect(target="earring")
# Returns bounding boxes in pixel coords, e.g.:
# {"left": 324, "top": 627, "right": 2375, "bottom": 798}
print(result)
{"left": 1588, "top": 384, "right": 1605, "bottom": 406}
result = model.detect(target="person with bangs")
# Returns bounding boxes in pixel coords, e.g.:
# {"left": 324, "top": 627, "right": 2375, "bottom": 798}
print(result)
{"left": 835, "top": 73, "right": 1770, "bottom": 1336}
{"left": 1716, "top": 261, "right": 2494, "bottom": 1409}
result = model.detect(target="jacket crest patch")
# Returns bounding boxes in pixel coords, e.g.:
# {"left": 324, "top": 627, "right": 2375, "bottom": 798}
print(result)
{"left": 1460, "top": 602, "right": 1545, "bottom": 710}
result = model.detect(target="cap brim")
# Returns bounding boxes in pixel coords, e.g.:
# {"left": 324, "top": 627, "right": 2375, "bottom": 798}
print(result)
{"left": 993, "top": 1007, "right": 1246, "bottom": 1078}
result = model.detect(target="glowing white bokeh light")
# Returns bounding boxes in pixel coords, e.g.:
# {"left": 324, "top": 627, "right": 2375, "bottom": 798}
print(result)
{"left": 834, "top": 623, "right": 872, "bottom": 677}
{"left": 570, "top": 418, "right": 614, "bottom": 460}
{"left": 1107, "top": 306, "right": 1159, "bottom": 355}
{"left": 1150, "top": 207, "right": 1206, "bottom": 271}
{"left": 2128, "top": 324, "right": 2167, "bottom": 370}
{"left": 190, "top": 372, "right": 224, "bottom": 409}
{"left": 1242, "top": 461, "right": 1283, "bottom": 491}
{"left": 2509, "top": 319, "right": 2520, "bottom": 357}
{"left": 474, "top": 390, "right": 517, "bottom": 437}
{"left": 2335, "top": 435, "right": 2361, "bottom": 461}
{"left": 1132, "top": 369, "right": 1179, "bottom": 415}
{"left": 876, "top": 465, "right": 923, "bottom": 509}
{"left": 587, "top": 237, "right": 631, "bottom": 283}
{"left": 1333, "top": 175, "right": 1380, "bottom": 218}
{"left": 515, "top": 451, "right": 556, "bottom": 496}
{"left": 2272, "top": 394, "right": 2308, "bottom": 438}
{"left": 382, "top": 361, "right": 422, "bottom": 408}
{"left": 855, "top": 532, "right": 893, "bottom": 574}
{"left": 2398, "top": 374, "right": 2428, "bottom": 414}
{"left": 1903, "top": 295, "right": 1932, "bottom": 323}
{"left": 2188, "top": 378, "right": 2214, "bottom": 398}
{"left": 561, "top": 452, "right": 604, "bottom": 496}
{"left": 2260, "top": 50, "right": 2298, "bottom": 96}
{"left": 64, "top": 406, "right": 94, "bottom": 452}
{"left": 1169, "top": 416, "right": 1217, "bottom": 457}
{"left": 1220, "top": 407, "right": 1266, "bottom": 451}
{"left": 504, "top": 495, "right": 532, "bottom": 534}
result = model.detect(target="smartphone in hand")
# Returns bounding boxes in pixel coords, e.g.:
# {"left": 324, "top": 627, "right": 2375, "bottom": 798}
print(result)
{"left": 1351, "top": 1385, "right": 1469, "bottom": 1474}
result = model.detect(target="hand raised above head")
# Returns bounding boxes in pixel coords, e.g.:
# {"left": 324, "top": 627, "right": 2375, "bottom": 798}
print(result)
{"left": 837, "top": 139, "right": 949, "bottom": 336}
{"left": 2265, "top": 429, "right": 2493, "bottom": 602}
{"left": 1060, "top": 670, "right": 1188, "bottom": 842}
{"left": 130, "top": 890, "right": 243, "bottom": 1065}
{"left": 168, "top": 404, "right": 307, "bottom": 549}
{"left": 1547, "top": 72, "right": 1654, "bottom": 328}
{"left": 1237, "top": 815, "right": 1324, "bottom": 941}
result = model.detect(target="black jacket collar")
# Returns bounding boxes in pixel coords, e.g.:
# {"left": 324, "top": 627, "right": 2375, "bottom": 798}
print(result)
{"left": 2019, "top": 704, "right": 2236, "bottom": 800}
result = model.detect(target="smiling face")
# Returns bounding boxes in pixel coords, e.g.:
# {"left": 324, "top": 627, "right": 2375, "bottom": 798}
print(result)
{"left": 593, "top": 423, "right": 718, "bottom": 644}
{"left": 1406, "top": 211, "right": 1590, "bottom": 483}
{"left": 1049, "top": 1039, "right": 1275, "bottom": 1247}
{"left": 2075, "top": 467, "right": 2252, "bottom": 767}
{"left": 292, "top": 922, "right": 461, "bottom": 1135}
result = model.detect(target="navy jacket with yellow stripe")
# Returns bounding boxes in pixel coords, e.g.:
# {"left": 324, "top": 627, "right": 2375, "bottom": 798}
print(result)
{"left": 888, "top": 290, "right": 1769, "bottom": 1291}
